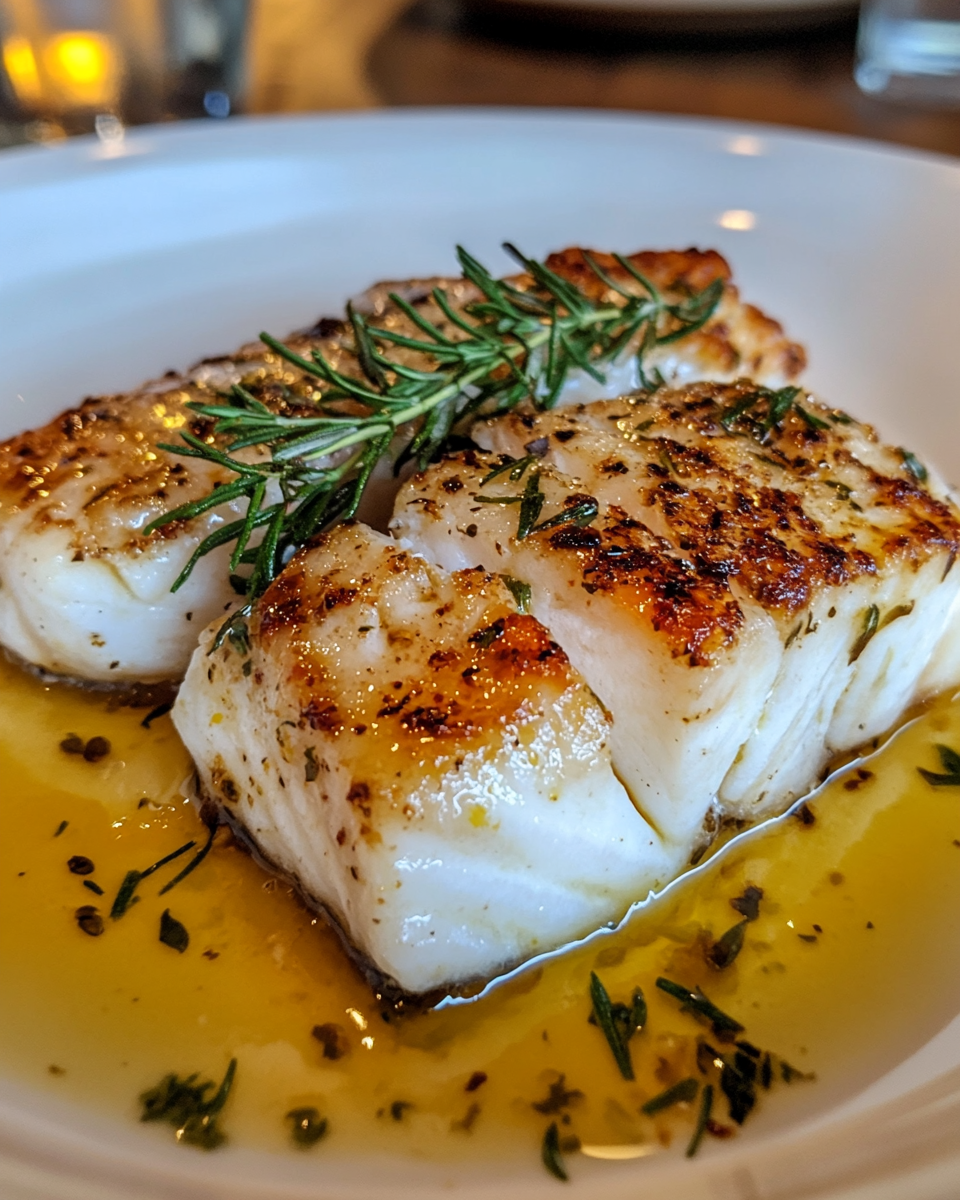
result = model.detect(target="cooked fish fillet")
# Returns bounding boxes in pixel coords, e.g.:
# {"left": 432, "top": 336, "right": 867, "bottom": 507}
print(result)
{"left": 0, "top": 248, "right": 803, "bottom": 686}
{"left": 173, "top": 522, "right": 679, "bottom": 995}
{"left": 391, "top": 382, "right": 960, "bottom": 850}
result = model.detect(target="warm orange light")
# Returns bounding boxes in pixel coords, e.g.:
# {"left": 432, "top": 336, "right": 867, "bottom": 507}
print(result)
{"left": 2, "top": 35, "right": 42, "bottom": 103}
{"left": 43, "top": 31, "right": 118, "bottom": 106}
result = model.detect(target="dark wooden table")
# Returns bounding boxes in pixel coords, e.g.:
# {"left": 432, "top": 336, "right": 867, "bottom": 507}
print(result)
{"left": 245, "top": 0, "right": 960, "bottom": 158}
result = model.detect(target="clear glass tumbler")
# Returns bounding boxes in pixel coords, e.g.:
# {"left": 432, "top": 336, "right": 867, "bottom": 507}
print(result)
{"left": 856, "top": 0, "right": 960, "bottom": 106}
{"left": 0, "top": 0, "right": 249, "bottom": 137}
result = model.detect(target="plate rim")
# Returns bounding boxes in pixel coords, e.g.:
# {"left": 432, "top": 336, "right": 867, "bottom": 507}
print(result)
{"left": 1, "top": 105, "right": 959, "bottom": 1200}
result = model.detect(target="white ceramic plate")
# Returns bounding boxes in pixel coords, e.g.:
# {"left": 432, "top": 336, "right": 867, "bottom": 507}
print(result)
{"left": 1, "top": 109, "right": 959, "bottom": 1200}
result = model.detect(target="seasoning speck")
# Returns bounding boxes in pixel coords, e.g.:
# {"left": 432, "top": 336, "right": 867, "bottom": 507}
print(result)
{"left": 59, "top": 734, "right": 84, "bottom": 755}
{"left": 311, "top": 1022, "right": 349, "bottom": 1060}
{"left": 465, "top": 1070, "right": 488, "bottom": 1092}
{"left": 75, "top": 905, "right": 104, "bottom": 937}
{"left": 67, "top": 855, "right": 95, "bottom": 875}
{"left": 83, "top": 736, "right": 110, "bottom": 763}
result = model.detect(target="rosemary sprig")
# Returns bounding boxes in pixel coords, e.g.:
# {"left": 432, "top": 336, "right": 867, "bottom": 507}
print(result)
{"left": 145, "top": 245, "right": 722, "bottom": 639}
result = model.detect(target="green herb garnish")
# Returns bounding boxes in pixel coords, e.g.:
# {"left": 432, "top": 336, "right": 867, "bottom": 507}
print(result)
{"left": 139, "top": 1058, "right": 236, "bottom": 1149}
{"left": 706, "top": 920, "right": 748, "bottom": 970}
{"left": 53, "top": 820, "right": 69, "bottom": 837}
{"left": 501, "top": 575, "right": 532, "bottom": 613}
{"left": 110, "top": 839, "right": 196, "bottom": 919}
{"left": 159, "top": 909, "right": 189, "bottom": 953}
{"left": 848, "top": 604, "right": 879, "bottom": 664}
{"left": 641, "top": 1077, "right": 698, "bottom": 1116}
{"left": 589, "top": 971, "right": 640, "bottom": 1080}
{"left": 304, "top": 747, "right": 320, "bottom": 782}
{"left": 686, "top": 1083, "right": 713, "bottom": 1157}
{"left": 917, "top": 743, "right": 960, "bottom": 787}
{"left": 541, "top": 1121, "right": 568, "bottom": 1182}
{"left": 286, "top": 1106, "right": 328, "bottom": 1146}
{"left": 157, "top": 825, "right": 217, "bottom": 897}
{"left": 144, "top": 245, "right": 722, "bottom": 643}
{"left": 655, "top": 977, "right": 745, "bottom": 1042}
{"left": 898, "top": 447, "right": 928, "bottom": 484}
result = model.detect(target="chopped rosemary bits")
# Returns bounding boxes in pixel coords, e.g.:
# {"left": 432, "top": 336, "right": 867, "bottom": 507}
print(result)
{"left": 589, "top": 972, "right": 639, "bottom": 1080}
{"left": 541, "top": 1121, "right": 568, "bottom": 1182}
{"left": 146, "top": 243, "right": 722, "bottom": 629}
{"left": 286, "top": 1107, "right": 328, "bottom": 1146}
{"left": 655, "top": 978, "right": 745, "bottom": 1042}
{"left": 157, "top": 825, "right": 217, "bottom": 896}
{"left": 686, "top": 1083, "right": 713, "bottom": 1157}
{"left": 141, "top": 701, "right": 174, "bottom": 729}
{"left": 53, "top": 820, "right": 69, "bottom": 837}
{"left": 159, "top": 909, "right": 190, "bottom": 953}
{"left": 848, "top": 604, "right": 880, "bottom": 664}
{"left": 110, "top": 839, "right": 196, "bottom": 919}
{"left": 641, "top": 1077, "right": 698, "bottom": 1116}
{"left": 139, "top": 1058, "right": 236, "bottom": 1149}
{"left": 304, "top": 746, "right": 320, "bottom": 782}
{"left": 82, "top": 879, "right": 105, "bottom": 896}
{"left": 726, "top": 1052, "right": 761, "bottom": 1123}
{"left": 917, "top": 744, "right": 960, "bottom": 787}
{"left": 501, "top": 575, "right": 532, "bottom": 613}
{"left": 706, "top": 920, "right": 748, "bottom": 970}
{"left": 898, "top": 447, "right": 928, "bottom": 484}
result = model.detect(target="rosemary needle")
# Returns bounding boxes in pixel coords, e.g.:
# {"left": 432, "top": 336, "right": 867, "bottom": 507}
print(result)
{"left": 144, "top": 244, "right": 723, "bottom": 644}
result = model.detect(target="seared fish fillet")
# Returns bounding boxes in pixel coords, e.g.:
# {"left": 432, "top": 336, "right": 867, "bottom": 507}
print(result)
{"left": 391, "top": 383, "right": 960, "bottom": 850}
{"left": 0, "top": 249, "right": 803, "bottom": 686}
{"left": 173, "top": 523, "right": 679, "bottom": 995}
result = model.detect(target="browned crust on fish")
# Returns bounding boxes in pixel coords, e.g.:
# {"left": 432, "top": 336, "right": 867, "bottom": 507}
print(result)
{"left": 0, "top": 247, "right": 803, "bottom": 555}
{"left": 479, "top": 380, "right": 960, "bottom": 619}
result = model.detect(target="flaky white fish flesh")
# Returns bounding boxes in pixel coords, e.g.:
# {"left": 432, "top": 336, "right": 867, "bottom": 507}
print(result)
{"left": 173, "top": 523, "right": 680, "bottom": 995}
{"left": 391, "top": 383, "right": 960, "bottom": 852}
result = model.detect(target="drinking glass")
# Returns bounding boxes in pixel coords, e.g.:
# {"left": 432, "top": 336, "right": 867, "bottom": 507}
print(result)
{"left": 0, "top": 0, "right": 248, "bottom": 137}
{"left": 856, "top": 0, "right": 960, "bottom": 106}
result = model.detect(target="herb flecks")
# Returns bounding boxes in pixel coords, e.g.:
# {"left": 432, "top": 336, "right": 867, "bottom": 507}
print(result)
{"left": 110, "top": 839, "right": 196, "bottom": 919}
{"left": 729, "top": 885, "right": 763, "bottom": 921}
{"left": 848, "top": 604, "right": 879, "bottom": 664}
{"left": 532, "top": 1074, "right": 584, "bottom": 1115}
{"left": 141, "top": 701, "right": 174, "bottom": 729}
{"left": 146, "top": 245, "right": 722, "bottom": 631}
{"left": 501, "top": 575, "right": 532, "bottom": 613}
{"left": 158, "top": 825, "right": 217, "bottom": 897}
{"left": 641, "top": 1077, "right": 698, "bottom": 1116}
{"left": 917, "top": 744, "right": 960, "bottom": 787}
{"left": 898, "top": 447, "right": 928, "bottom": 484}
{"left": 686, "top": 1083, "right": 713, "bottom": 1157}
{"left": 655, "top": 977, "right": 745, "bottom": 1042}
{"left": 541, "top": 1121, "right": 569, "bottom": 1182}
{"left": 159, "top": 909, "right": 190, "bottom": 953}
{"left": 706, "top": 920, "right": 748, "bottom": 970}
{"left": 589, "top": 972, "right": 645, "bottom": 1080}
{"left": 139, "top": 1058, "right": 236, "bottom": 1149}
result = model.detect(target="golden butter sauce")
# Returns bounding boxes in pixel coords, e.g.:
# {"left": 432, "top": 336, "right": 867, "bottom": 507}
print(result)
{"left": 2, "top": 653, "right": 959, "bottom": 1166}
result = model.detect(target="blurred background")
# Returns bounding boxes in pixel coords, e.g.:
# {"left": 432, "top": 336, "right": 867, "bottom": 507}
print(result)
{"left": 0, "top": 0, "right": 957, "bottom": 155}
